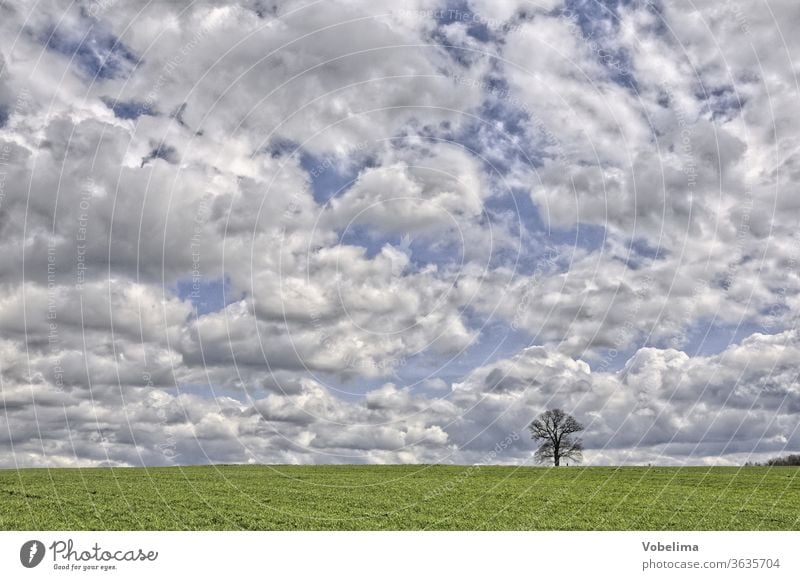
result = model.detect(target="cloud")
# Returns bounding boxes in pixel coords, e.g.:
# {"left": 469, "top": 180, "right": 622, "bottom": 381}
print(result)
{"left": 1, "top": 0, "right": 799, "bottom": 468}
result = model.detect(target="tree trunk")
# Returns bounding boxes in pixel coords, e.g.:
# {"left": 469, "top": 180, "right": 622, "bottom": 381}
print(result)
{"left": 554, "top": 455, "right": 560, "bottom": 467}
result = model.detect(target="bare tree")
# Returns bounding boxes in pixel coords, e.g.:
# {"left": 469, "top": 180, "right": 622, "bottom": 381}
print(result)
{"left": 528, "top": 408, "right": 584, "bottom": 466}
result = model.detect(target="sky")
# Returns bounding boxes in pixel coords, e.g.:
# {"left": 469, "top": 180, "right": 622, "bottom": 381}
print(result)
{"left": 0, "top": 0, "right": 799, "bottom": 467}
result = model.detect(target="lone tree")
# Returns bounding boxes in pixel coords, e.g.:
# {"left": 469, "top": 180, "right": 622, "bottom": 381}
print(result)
{"left": 528, "top": 408, "right": 584, "bottom": 466}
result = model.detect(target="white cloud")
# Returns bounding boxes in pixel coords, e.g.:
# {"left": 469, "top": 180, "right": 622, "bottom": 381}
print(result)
{"left": 1, "top": 0, "right": 799, "bottom": 468}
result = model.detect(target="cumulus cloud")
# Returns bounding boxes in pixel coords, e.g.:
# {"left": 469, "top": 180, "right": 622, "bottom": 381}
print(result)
{"left": 0, "top": 0, "right": 799, "bottom": 467}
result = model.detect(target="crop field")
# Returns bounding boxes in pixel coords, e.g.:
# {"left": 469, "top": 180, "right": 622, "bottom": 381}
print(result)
{"left": 1, "top": 465, "right": 798, "bottom": 530}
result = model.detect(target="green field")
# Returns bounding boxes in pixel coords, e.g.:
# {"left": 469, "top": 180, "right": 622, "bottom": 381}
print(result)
{"left": 1, "top": 465, "right": 798, "bottom": 530}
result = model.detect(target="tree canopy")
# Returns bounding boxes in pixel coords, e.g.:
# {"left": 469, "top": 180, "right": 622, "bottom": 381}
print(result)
{"left": 528, "top": 408, "right": 584, "bottom": 466}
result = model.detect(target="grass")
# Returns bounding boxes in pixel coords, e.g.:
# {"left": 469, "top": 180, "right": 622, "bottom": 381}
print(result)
{"left": 0, "top": 465, "right": 798, "bottom": 530}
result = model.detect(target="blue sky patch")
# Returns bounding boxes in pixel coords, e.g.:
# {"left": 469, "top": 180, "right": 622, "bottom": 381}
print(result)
{"left": 266, "top": 137, "right": 299, "bottom": 159}
{"left": 101, "top": 97, "right": 154, "bottom": 120}
{"left": 357, "top": 312, "right": 536, "bottom": 396}
{"left": 592, "top": 342, "right": 642, "bottom": 372}
{"left": 42, "top": 22, "right": 139, "bottom": 80}
{"left": 141, "top": 142, "right": 178, "bottom": 167}
{"left": 176, "top": 276, "right": 240, "bottom": 316}
{"left": 679, "top": 320, "right": 774, "bottom": 356}
{"left": 301, "top": 149, "right": 371, "bottom": 204}
{"left": 617, "top": 236, "right": 667, "bottom": 269}
{"left": 427, "top": 0, "right": 496, "bottom": 66}
{"left": 697, "top": 86, "right": 746, "bottom": 122}
{"left": 563, "top": 0, "right": 638, "bottom": 89}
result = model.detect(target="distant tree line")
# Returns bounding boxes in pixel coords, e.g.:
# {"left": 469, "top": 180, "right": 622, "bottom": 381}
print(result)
{"left": 744, "top": 454, "right": 800, "bottom": 466}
